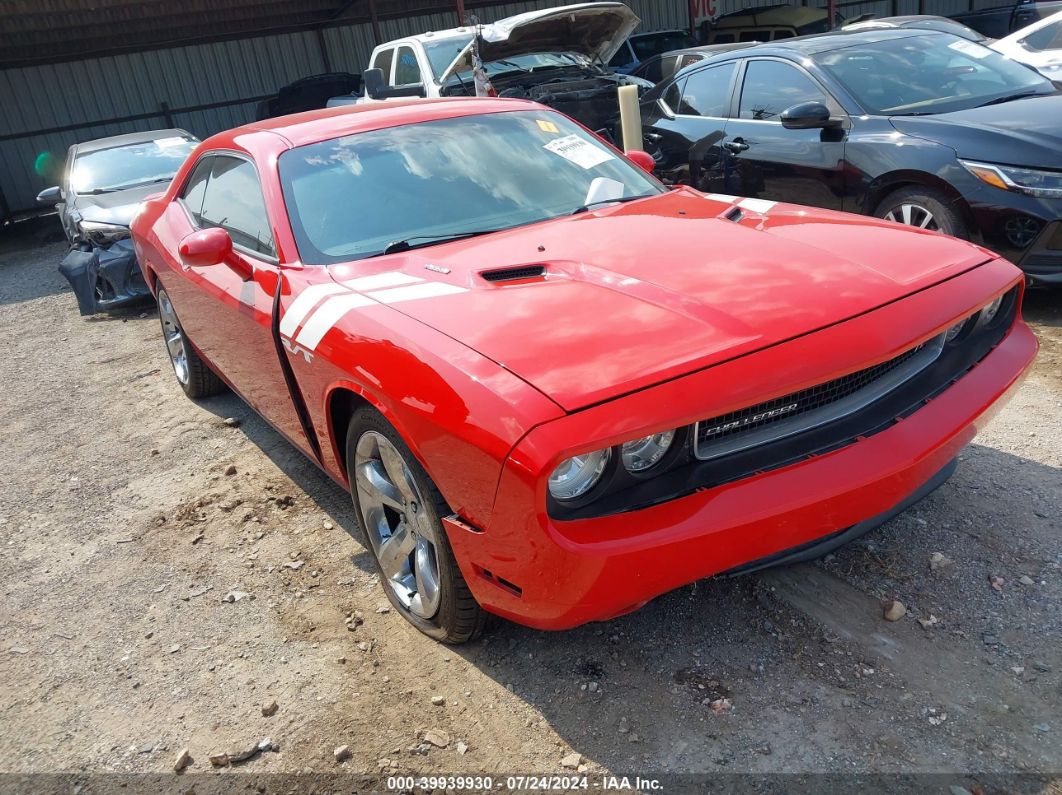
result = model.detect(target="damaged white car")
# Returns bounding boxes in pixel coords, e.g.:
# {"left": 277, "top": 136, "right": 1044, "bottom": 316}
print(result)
{"left": 37, "top": 129, "right": 198, "bottom": 315}
{"left": 333, "top": 2, "right": 651, "bottom": 133}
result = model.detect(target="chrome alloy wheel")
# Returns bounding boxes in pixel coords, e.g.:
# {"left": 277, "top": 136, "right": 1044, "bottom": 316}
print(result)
{"left": 883, "top": 203, "right": 939, "bottom": 231}
{"left": 158, "top": 291, "right": 189, "bottom": 385}
{"left": 354, "top": 431, "right": 442, "bottom": 619}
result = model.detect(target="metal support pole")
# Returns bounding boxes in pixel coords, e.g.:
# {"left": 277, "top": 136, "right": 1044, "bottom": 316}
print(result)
{"left": 316, "top": 27, "right": 333, "bottom": 72}
{"left": 688, "top": 0, "right": 697, "bottom": 37}
{"left": 827, "top": 0, "right": 837, "bottom": 28}
{"left": 455, "top": 0, "right": 466, "bottom": 26}
{"left": 160, "top": 101, "right": 174, "bottom": 127}
{"left": 368, "top": 0, "right": 382, "bottom": 45}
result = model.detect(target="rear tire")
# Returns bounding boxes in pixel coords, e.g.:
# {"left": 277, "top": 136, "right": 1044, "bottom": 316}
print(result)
{"left": 345, "top": 406, "right": 487, "bottom": 644}
{"left": 875, "top": 186, "right": 968, "bottom": 239}
{"left": 156, "top": 286, "right": 225, "bottom": 399}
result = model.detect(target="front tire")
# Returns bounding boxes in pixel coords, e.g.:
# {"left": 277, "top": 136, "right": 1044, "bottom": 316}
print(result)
{"left": 157, "top": 286, "right": 225, "bottom": 399}
{"left": 345, "top": 407, "right": 487, "bottom": 644}
{"left": 875, "top": 186, "right": 968, "bottom": 239}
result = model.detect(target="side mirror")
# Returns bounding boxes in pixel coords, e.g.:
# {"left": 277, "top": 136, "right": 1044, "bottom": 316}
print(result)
{"left": 626, "top": 149, "right": 656, "bottom": 173}
{"left": 781, "top": 101, "right": 841, "bottom": 130}
{"left": 36, "top": 186, "right": 62, "bottom": 204}
{"left": 363, "top": 67, "right": 386, "bottom": 100}
{"left": 179, "top": 227, "right": 252, "bottom": 280}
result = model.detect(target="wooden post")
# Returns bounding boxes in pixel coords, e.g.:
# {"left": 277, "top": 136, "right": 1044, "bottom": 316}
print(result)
{"left": 688, "top": 0, "right": 697, "bottom": 37}
{"left": 455, "top": 0, "right": 466, "bottom": 25}
{"left": 827, "top": 0, "right": 837, "bottom": 28}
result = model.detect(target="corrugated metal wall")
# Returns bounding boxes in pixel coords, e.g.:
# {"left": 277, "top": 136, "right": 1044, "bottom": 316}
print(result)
{"left": 0, "top": 0, "right": 987, "bottom": 218}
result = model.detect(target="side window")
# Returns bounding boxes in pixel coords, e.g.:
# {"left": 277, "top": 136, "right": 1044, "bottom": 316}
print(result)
{"left": 739, "top": 30, "right": 761, "bottom": 42}
{"left": 677, "top": 62, "right": 736, "bottom": 117}
{"left": 713, "top": 33, "right": 735, "bottom": 43}
{"left": 663, "top": 78, "right": 685, "bottom": 112}
{"left": 198, "top": 156, "right": 275, "bottom": 258}
{"left": 180, "top": 157, "right": 213, "bottom": 223}
{"left": 739, "top": 60, "right": 828, "bottom": 121}
{"left": 371, "top": 47, "right": 394, "bottom": 81}
{"left": 773, "top": 29, "right": 795, "bottom": 40}
{"left": 394, "top": 45, "right": 422, "bottom": 85}
{"left": 608, "top": 42, "right": 632, "bottom": 67}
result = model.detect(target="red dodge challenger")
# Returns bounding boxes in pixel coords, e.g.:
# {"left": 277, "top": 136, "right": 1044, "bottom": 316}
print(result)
{"left": 131, "top": 98, "right": 1037, "bottom": 643}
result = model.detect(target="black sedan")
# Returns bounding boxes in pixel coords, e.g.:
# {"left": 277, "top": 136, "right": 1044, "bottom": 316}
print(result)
{"left": 639, "top": 29, "right": 1062, "bottom": 284}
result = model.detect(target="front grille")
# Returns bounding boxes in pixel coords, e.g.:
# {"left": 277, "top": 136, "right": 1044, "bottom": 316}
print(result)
{"left": 694, "top": 337, "right": 943, "bottom": 461}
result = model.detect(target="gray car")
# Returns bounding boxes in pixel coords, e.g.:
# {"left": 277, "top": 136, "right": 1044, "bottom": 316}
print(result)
{"left": 37, "top": 129, "right": 198, "bottom": 315}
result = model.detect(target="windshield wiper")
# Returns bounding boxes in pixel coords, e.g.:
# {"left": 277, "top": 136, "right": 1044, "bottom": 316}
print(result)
{"left": 976, "top": 90, "right": 1043, "bottom": 108}
{"left": 81, "top": 188, "right": 119, "bottom": 195}
{"left": 569, "top": 193, "right": 655, "bottom": 216}
{"left": 380, "top": 228, "right": 500, "bottom": 255}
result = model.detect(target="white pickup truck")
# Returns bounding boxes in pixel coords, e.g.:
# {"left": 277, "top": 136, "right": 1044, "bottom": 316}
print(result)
{"left": 330, "top": 2, "right": 653, "bottom": 134}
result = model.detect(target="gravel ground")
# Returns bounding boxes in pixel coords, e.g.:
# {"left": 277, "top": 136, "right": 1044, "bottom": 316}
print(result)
{"left": 0, "top": 222, "right": 1059, "bottom": 793}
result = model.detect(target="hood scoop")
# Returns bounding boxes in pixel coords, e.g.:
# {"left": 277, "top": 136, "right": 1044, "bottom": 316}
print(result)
{"left": 480, "top": 265, "right": 546, "bottom": 283}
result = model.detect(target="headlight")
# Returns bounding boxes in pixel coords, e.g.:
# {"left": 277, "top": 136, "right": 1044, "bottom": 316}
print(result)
{"left": 621, "top": 430, "right": 675, "bottom": 472}
{"left": 981, "top": 294, "right": 1004, "bottom": 325}
{"left": 945, "top": 320, "right": 966, "bottom": 343}
{"left": 548, "top": 448, "right": 611, "bottom": 500}
{"left": 79, "top": 220, "right": 131, "bottom": 246}
{"left": 959, "top": 160, "right": 1062, "bottom": 199}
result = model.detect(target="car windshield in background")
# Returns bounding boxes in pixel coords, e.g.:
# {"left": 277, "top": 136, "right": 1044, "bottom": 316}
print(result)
{"left": 1022, "top": 19, "right": 1062, "bottom": 51}
{"left": 444, "top": 52, "right": 589, "bottom": 86}
{"left": 816, "top": 33, "right": 1054, "bottom": 115}
{"left": 422, "top": 36, "right": 472, "bottom": 80}
{"left": 71, "top": 136, "right": 197, "bottom": 193}
{"left": 631, "top": 32, "right": 696, "bottom": 60}
{"left": 278, "top": 110, "right": 662, "bottom": 265}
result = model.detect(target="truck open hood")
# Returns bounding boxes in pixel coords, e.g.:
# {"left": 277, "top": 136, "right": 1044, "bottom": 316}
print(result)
{"left": 327, "top": 188, "right": 992, "bottom": 412}
{"left": 441, "top": 2, "right": 639, "bottom": 82}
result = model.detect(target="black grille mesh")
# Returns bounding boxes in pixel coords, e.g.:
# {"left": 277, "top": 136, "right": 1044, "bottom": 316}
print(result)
{"left": 481, "top": 265, "right": 545, "bottom": 282}
{"left": 697, "top": 342, "right": 927, "bottom": 448}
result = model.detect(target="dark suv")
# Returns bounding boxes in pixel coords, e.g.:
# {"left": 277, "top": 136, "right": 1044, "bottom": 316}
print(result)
{"left": 639, "top": 29, "right": 1062, "bottom": 283}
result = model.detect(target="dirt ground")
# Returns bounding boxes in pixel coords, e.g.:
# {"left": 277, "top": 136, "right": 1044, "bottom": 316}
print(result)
{"left": 0, "top": 222, "right": 1059, "bottom": 793}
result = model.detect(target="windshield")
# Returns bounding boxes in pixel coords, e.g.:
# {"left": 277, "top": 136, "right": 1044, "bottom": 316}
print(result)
{"left": 278, "top": 110, "right": 662, "bottom": 265}
{"left": 443, "top": 51, "right": 590, "bottom": 87}
{"left": 71, "top": 136, "right": 197, "bottom": 193}
{"left": 631, "top": 32, "right": 697, "bottom": 60}
{"left": 816, "top": 33, "right": 1054, "bottom": 115}
{"left": 422, "top": 35, "right": 472, "bottom": 80}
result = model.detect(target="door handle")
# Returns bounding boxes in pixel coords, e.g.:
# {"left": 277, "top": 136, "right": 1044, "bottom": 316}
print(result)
{"left": 644, "top": 132, "right": 663, "bottom": 142}
{"left": 723, "top": 139, "right": 749, "bottom": 154}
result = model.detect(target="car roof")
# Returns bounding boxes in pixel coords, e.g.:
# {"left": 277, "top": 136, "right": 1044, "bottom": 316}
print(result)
{"left": 695, "top": 27, "right": 945, "bottom": 58}
{"left": 75, "top": 128, "right": 193, "bottom": 154}
{"left": 230, "top": 97, "right": 539, "bottom": 148}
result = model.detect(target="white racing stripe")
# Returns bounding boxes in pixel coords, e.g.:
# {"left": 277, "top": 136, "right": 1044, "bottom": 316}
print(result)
{"left": 342, "top": 272, "right": 423, "bottom": 291}
{"left": 278, "top": 282, "right": 348, "bottom": 339}
{"left": 737, "top": 197, "right": 777, "bottom": 214}
{"left": 370, "top": 282, "right": 467, "bottom": 304}
{"left": 705, "top": 193, "right": 738, "bottom": 203}
{"left": 284, "top": 272, "right": 469, "bottom": 355}
{"left": 294, "top": 293, "right": 375, "bottom": 350}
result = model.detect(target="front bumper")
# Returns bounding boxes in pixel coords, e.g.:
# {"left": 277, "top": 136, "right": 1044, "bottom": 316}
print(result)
{"left": 444, "top": 260, "right": 1037, "bottom": 630}
{"left": 965, "top": 184, "right": 1062, "bottom": 285}
{"left": 59, "top": 238, "right": 150, "bottom": 315}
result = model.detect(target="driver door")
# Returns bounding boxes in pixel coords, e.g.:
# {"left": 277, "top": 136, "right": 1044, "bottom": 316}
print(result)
{"left": 721, "top": 58, "right": 848, "bottom": 210}
{"left": 160, "top": 154, "right": 314, "bottom": 457}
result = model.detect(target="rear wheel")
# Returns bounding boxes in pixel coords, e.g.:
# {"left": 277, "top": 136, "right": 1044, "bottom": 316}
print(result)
{"left": 157, "top": 286, "right": 225, "bottom": 399}
{"left": 346, "top": 407, "right": 486, "bottom": 643}
{"left": 875, "top": 186, "right": 968, "bottom": 239}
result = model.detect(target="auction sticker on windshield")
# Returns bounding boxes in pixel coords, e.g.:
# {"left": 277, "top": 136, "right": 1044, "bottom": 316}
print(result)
{"left": 544, "top": 134, "right": 613, "bottom": 169}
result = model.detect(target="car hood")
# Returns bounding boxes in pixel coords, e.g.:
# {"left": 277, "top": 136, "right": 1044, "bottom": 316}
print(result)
{"left": 70, "top": 182, "right": 166, "bottom": 227}
{"left": 327, "top": 188, "right": 992, "bottom": 411}
{"left": 441, "top": 2, "right": 639, "bottom": 82}
{"left": 889, "top": 93, "right": 1062, "bottom": 167}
